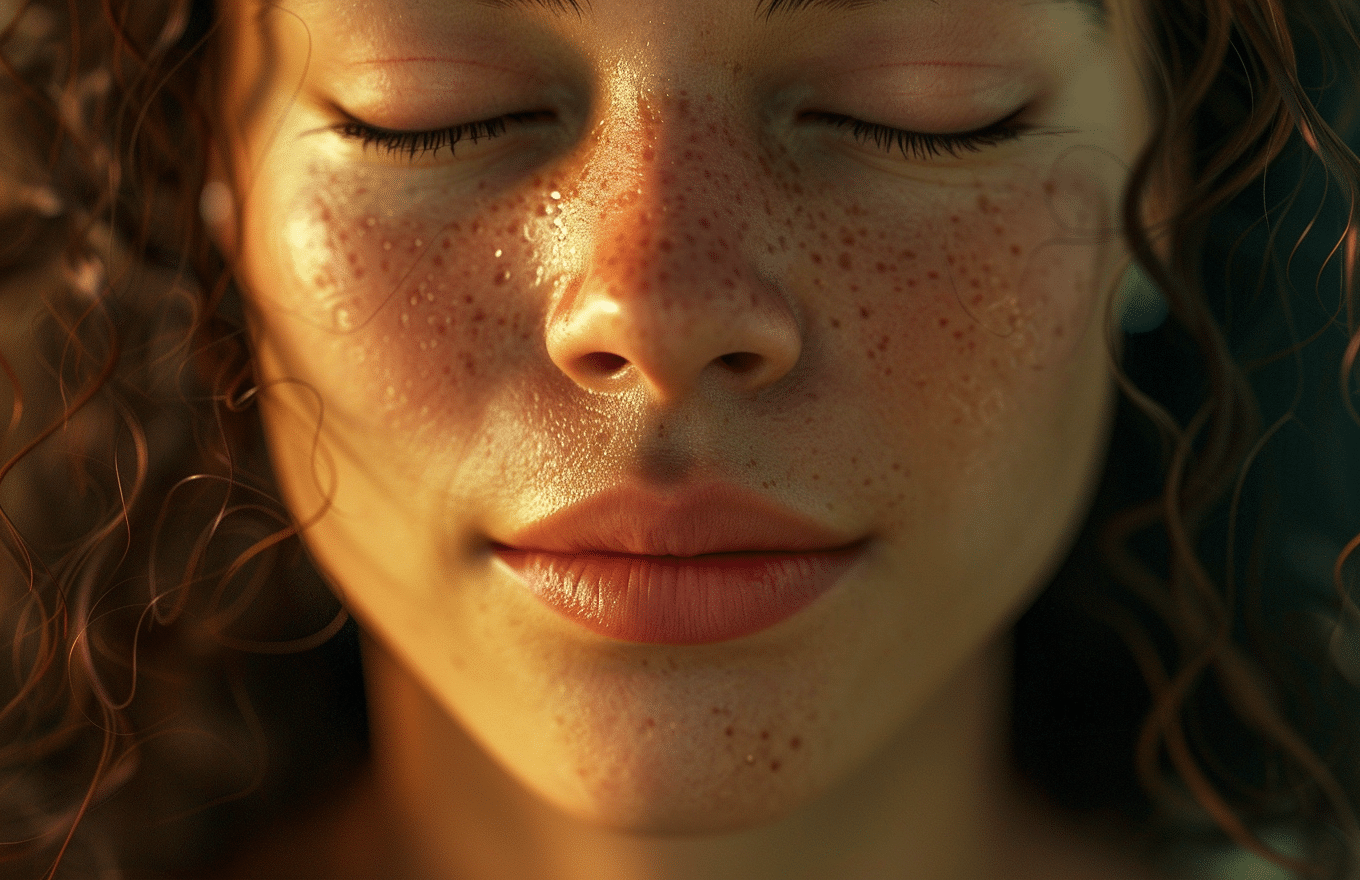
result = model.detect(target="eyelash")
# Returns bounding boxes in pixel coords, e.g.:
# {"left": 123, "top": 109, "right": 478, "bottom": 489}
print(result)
{"left": 335, "top": 110, "right": 1029, "bottom": 162}
{"left": 807, "top": 111, "right": 1029, "bottom": 160}
{"left": 336, "top": 112, "right": 551, "bottom": 161}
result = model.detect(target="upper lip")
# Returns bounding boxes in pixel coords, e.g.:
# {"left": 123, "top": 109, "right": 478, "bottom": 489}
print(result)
{"left": 493, "top": 484, "right": 860, "bottom": 557}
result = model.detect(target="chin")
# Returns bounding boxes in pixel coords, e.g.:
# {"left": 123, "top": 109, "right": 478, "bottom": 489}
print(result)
{"left": 507, "top": 718, "right": 844, "bottom": 837}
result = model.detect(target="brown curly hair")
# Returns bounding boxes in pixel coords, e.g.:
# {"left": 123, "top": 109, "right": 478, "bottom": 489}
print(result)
{"left": 1, "top": 0, "right": 1358, "bottom": 877}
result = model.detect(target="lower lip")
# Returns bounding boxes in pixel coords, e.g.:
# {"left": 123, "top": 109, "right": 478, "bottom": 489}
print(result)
{"left": 494, "top": 547, "right": 864, "bottom": 645}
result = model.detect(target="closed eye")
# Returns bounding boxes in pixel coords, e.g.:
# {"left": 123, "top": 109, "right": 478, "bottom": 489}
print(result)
{"left": 334, "top": 111, "right": 555, "bottom": 161}
{"left": 804, "top": 109, "right": 1033, "bottom": 160}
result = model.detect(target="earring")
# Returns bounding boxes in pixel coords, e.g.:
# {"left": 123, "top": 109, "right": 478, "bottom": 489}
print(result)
{"left": 1117, "top": 262, "right": 1168, "bottom": 334}
{"left": 200, "top": 179, "right": 234, "bottom": 230}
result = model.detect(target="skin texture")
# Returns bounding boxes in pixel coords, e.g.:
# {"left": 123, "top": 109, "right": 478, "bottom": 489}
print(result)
{"left": 211, "top": 0, "right": 1169, "bottom": 876}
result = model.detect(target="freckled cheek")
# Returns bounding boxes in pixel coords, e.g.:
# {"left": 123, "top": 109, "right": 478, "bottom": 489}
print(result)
{"left": 272, "top": 187, "right": 549, "bottom": 428}
{"left": 794, "top": 180, "right": 1107, "bottom": 435}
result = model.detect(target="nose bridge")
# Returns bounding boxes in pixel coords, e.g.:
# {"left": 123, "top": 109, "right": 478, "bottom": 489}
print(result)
{"left": 591, "top": 99, "right": 757, "bottom": 320}
{"left": 546, "top": 93, "right": 800, "bottom": 402}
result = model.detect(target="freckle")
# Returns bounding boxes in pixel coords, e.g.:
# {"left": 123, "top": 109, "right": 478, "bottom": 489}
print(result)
{"left": 971, "top": 293, "right": 984, "bottom": 304}
{"left": 725, "top": 726, "right": 735, "bottom": 736}
{"left": 830, "top": 317, "right": 841, "bottom": 328}
{"left": 443, "top": 238, "right": 452, "bottom": 249}
{"left": 859, "top": 306, "right": 870, "bottom": 319}
{"left": 1044, "top": 180, "right": 1056, "bottom": 195}
{"left": 811, "top": 473, "right": 819, "bottom": 480}
{"left": 950, "top": 215, "right": 960, "bottom": 224}
{"left": 838, "top": 252, "right": 852, "bottom": 270}
{"left": 907, "top": 279, "right": 917, "bottom": 287}
{"left": 354, "top": 267, "right": 365, "bottom": 278}
{"left": 770, "top": 761, "right": 781, "bottom": 772}
{"left": 954, "top": 330, "right": 964, "bottom": 340}
{"left": 811, "top": 253, "right": 822, "bottom": 264}
{"left": 876, "top": 262, "right": 888, "bottom": 273}
{"left": 494, "top": 270, "right": 511, "bottom": 285}
{"left": 790, "top": 736, "right": 802, "bottom": 749}
{"left": 927, "top": 270, "right": 939, "bottom": 280}
{"left": 760, "top": 730, "right": 770, "bottom": 740}
{"left": 381, "top": 261, "right": 389, "bottom": 271}
{"left": 938, "top": 317, "right": 949, "bottom": 327}
{"left": 644, "top": 718, "right": 656, "bottom": 728}
{"left": 434, "top": 255, "right": 444, "bottom": 266}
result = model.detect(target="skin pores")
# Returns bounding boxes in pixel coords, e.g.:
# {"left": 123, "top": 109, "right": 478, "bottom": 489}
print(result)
{"left": 220, "top": 0, "right": 1149, "bottom": 837}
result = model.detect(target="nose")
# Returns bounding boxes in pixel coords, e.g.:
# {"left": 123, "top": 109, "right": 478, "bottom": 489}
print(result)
{"left": 545, "top": 132, "right": 801, "bottom": 404}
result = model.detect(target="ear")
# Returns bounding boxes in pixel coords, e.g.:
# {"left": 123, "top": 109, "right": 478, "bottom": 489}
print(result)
{"left": 200, "top": 142, "right": 239, "bottom": 261}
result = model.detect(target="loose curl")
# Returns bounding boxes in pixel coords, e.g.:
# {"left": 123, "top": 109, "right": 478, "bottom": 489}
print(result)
{"left": 1, "top": 2, "right": 362, "bottom": 877}
{"left": 0, "top": 0, "right": 1357, "bottom": 877}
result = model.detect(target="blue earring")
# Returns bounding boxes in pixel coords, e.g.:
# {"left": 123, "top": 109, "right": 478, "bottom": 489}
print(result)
{"left": 1118, "top": 262, "right": 1169, "bottom": 334}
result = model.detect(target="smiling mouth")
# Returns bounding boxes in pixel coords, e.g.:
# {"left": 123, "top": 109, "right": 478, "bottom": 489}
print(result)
{"left": 489, "top": 483, "right": 868, "bottom": 644}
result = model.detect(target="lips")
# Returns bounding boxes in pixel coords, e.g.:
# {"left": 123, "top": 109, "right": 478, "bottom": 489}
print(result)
{"left": 491, "top": 485, "right": 866, "bottom": 645}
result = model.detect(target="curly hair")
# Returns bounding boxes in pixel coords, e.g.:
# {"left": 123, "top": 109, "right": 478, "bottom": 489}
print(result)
{"left": 0, "top": 0, "right": 1358, "bottom": 877}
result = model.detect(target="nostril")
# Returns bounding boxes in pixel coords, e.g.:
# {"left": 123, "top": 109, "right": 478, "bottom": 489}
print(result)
{"left": 579, "top": 351, "right": 630, "bottom": 377}
{"left": 718, "top": 351, "right": 763, "bottom": 374}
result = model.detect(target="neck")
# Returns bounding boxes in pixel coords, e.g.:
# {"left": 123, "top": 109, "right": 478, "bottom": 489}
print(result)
{"left": 361, "top": 634, "right": 1042, "bottom": 880}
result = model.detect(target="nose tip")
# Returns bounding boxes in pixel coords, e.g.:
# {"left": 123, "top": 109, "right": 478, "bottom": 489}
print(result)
{"left": 546, "top": 282, "right": 801, "bottom": 402}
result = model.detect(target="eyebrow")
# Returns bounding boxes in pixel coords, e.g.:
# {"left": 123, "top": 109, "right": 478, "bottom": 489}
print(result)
{"left": 480, "top": 0, "right": 1106, "bottom": 28}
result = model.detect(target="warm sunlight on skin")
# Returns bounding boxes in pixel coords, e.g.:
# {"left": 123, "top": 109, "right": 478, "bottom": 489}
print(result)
{"left": 211, "top": 0, "right": 1166, "bottom": 876}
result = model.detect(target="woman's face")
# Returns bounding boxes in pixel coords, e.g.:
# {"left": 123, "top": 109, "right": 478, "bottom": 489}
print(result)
{"left": 217, "top": 0, "right": 1150, "bottom": 832}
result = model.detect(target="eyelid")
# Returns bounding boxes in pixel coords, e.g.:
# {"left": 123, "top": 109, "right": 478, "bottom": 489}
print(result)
{"left": 330, "top": 110, "right": 553, "bottom": 161}
{"left": 804, "top": 108, "right": 1035, "bottom": 160}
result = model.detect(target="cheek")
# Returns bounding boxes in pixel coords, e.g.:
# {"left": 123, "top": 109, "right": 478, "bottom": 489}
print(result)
{"left": 776, "top": 165, "right": 1112, "bottom": 448}
{"left": 268, "top": 166, "right": 559, "bottom": 435}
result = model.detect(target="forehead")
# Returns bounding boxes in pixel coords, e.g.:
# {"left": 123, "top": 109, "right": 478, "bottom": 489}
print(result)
{"left": 265, "top": 0, "right": 1114, "bottom": 65}
{"left": 280, "top": 0, "right": 1109, "bottom": 29}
